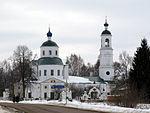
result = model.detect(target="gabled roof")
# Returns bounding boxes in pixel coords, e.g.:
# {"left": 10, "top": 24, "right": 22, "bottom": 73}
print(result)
{"left": 40, "top": 77, "right": 65, "bottom": 83}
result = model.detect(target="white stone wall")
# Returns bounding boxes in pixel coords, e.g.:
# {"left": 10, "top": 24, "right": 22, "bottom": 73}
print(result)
{"left": 99, "top": 34, "right": 114, "bottom": 81}
{"left": 99, "top": 49, "right": 113, "bottom": 67}
{"left": 40, "top": 47, "right": 59, "bottom": 58}
{"left": 25, "top": 82, "right": 67, "bottom": 99}
{"left": 61, "top": 90, "right": 72, "bottom": 100}
{"left": 38, "top": 65, "right": 64, "bottom": 81}
{"left": 3, "top": 89, "right": 10, "bottom": 100}
{"left": 40, "top": 82, "right": 65, "bottom": 99}
{"left": 99, "top": 68, "right": 114, "bottom": 81}
{"left": 25, "top": 83, "right": 41, "bottom": 99}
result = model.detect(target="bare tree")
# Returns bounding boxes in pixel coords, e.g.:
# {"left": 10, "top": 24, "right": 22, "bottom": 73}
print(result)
{"left": 0, "top": 60, "right": 12, "bottom": 96}
{"left": 13, "top": 45, "right": 33, "bottom": 98}
{"left": 119, "top": 51, "right": 132, "bottom": 79}
{"left": 68, "top": 54, "right": 84, "bottom": 76}
{"left": 111, "top": 51, "right": 132, "bottom": 106}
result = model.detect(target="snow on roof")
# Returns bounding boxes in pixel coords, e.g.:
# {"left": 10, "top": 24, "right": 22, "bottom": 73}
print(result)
{"left": 67, "top": 76, "right": 92, "bottom": 84}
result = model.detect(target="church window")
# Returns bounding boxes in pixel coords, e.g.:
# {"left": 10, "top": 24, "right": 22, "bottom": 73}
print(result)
{"left": 39, "top": 70, "right": 41, "bottom": 76}
{"left": 44, "top": 92, "right": 47, "bottom": 99}
{"left": 105, "top": 39, "right": 109, "bottom": 47}
{"left": 51, "top": 80, "right": 55, "bottom": 83}
{"left": 57, "top": 70, "right": 60, "bottom": 76}
{"left": 49, "top": 50, "right": 52, "bottom": 55}
{"left": 43, "top": 50, "right": 45, "bottom": 56}
{"left": 45, "top": 86, "right": 47, "bottom": 89}
{"left": 107, "top": 92, "right": 110, "bottom": 95}
{"left": 51, "top": 70, "right": 54, "bottom": 76}
{"left": 44, "top": 70, "right": 47, "bottom": 76}
{"left": 106, "top": 71, "right": 110, "bottom": 75}
{"left": 55, "top": 50, "right": 58, "bottom": 55}
{"left": 103, "top": 88, "right": 105, "bottom": 91}
{"left": 28, "top": 92, "right": 32, "bottom": 98}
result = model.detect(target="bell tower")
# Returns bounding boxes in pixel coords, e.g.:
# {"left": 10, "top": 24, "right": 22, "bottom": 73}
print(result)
{"left": 99, "top": 18, "right": 114, "bottom": 81}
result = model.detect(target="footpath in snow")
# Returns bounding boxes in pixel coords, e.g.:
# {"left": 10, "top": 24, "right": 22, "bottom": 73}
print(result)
{"left": 0, "top": 100, "right": 150, "bottom": 113}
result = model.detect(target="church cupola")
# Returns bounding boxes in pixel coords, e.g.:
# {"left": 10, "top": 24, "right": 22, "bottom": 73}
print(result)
{"left": 38, "top": 27, "right": 64, "bottom": 82}
{"left": 40, "top": 27, "right": 59, "bottom": 58}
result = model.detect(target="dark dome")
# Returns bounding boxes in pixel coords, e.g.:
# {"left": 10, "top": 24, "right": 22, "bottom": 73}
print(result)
{"left": 47, "top": 30, "right": 52, "bottom": 37}
{"left": 101, "top": 30, "right": 111, "bottom": 35}
{"left": 41, "top": 40, "right": 58, "bottom": 47}
{"left": 104, "top": 23, "right": 109, "bottom": 27}
{"left": 38, "top": 57, "right": 63, "bottom": 65}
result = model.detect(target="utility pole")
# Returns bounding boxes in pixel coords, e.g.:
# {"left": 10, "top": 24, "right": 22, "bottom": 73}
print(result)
{"left": 65, "top": 79, "right": 68, "bottom": 104}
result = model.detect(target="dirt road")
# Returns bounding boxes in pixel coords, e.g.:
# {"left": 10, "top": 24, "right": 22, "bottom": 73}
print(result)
{"left": 0, "top": 103, "right": 108, "bottom": 113}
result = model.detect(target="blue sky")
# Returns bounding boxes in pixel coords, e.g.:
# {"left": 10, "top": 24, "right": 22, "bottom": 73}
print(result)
{"left": 0, "top": 0, "right": 150, "bottom": 64}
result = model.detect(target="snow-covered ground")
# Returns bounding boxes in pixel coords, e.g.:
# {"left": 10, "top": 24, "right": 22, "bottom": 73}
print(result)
{"left": 0, "top": 106, "right": 10, "bottom": 113}
{"left": 0, "top": 100, "right": 150, "bottom": 113}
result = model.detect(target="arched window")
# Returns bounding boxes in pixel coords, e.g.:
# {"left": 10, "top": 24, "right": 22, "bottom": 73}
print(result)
{"left": 55, "top": 50, "right": 58, "bottom": 55}
{"left": 44, "top": 70, "right": 47, "bottom": 76}
{"left": 39, "top": 70, "right": 41, "bottom": 76}
{"left": 43, "top": 50, "right": 45, "bottom": 56}
{"left": 49, "top": 50, "right": 52, "bottom": 55}
{"left": 105, "top": 39, "right": 109, "bottom": 47}
{"left": 57, "top": 70, "right": 60, "bottom": 76}
{"left": 51, "top": 70, "right": 54, "bottom": 76}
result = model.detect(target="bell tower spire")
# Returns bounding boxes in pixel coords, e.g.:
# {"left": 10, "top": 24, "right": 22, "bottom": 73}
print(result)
{"left": 104, "top": 16, "right": 109, "bottom": 30}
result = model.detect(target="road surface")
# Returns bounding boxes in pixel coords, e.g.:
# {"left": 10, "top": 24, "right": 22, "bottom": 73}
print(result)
{"left": 0, "top": 103, "right": 109, "bottom": 113}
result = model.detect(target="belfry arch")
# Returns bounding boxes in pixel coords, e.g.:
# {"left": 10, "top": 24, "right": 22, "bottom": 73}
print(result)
{"left": 105, "top": 38, "right": 109, "bottom": 47}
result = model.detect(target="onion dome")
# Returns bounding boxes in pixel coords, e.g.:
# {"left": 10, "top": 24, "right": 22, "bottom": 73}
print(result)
{"left": 47, "top": 27, "right": 52, "bottom": 37}
{"left": 104, "top": 22, "right": 109, "bottom": 28}
{"left": 41, "top": 26, "right": 58, "bottom": 47}
{"left": 101, "top": 17, "right": 111, "bottom": 35}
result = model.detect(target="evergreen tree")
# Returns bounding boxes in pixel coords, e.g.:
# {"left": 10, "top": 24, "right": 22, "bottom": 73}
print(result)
{"left": 129, "top": 38, "right": 150, "bottom": 101}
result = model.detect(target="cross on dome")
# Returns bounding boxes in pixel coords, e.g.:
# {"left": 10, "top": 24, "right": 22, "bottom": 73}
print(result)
{"left": 104, "top": 16, "right": 109, "bottom": 30}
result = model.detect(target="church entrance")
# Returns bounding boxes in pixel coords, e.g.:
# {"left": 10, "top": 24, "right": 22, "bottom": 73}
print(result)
{"left": 28, "top": 92, "right": 32, "bottom": 98}
{"left": 88, "top": 87, "right": 101, "bottom": 100}
{"left": 51, "top": 92, "right": 54, "bottom": 99}
{"left": 91, "top": 92, "right": 98, "bottom": 100}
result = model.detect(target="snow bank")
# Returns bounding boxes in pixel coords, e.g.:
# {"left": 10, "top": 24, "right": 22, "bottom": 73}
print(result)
{"left": 136, "top": 104, "right": 150, "bottom": 109}
{"left": 0, "top": 100, "right": 13, "bottom": 103}
{"left": 1, "top": 100, "right": 150, "bottom": 113}
{"left": 20, "top": 100, "right": 150, "bottom": 113}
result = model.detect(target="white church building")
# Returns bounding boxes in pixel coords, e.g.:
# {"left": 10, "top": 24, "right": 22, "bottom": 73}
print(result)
{"left": 14, "top": 19, "right": 115, "bottom": 101}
